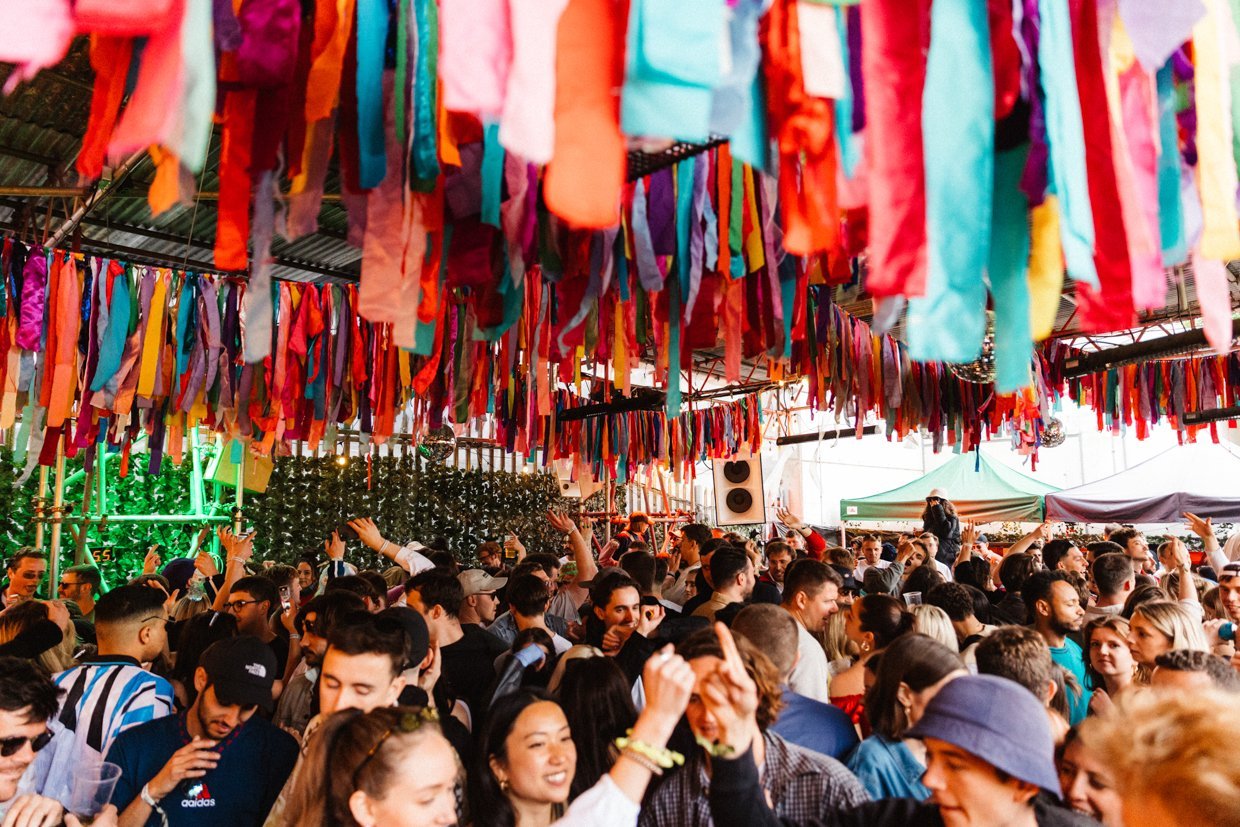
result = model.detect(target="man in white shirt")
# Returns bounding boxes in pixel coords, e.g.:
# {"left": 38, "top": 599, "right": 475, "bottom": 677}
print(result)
{"left": 1084, "top": 553, "right": 1133, "bottom": 621}
{"left": 781, "top": 560, "right": 842, "bottom": 703}
{"left": 851, "top": 535, "right": 889, "bottom": 581}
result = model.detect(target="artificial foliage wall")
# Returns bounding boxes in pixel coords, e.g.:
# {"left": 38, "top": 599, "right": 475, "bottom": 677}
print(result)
{"left": 246, "top": 453, "right": 609, "bottom": 566}
{"left": 0, "top": 448, "right": 204, "bottom": 589}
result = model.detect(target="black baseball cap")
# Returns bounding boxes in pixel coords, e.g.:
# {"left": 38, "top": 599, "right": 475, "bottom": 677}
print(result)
{"left": 200, "top": 636, "right": 278, "bottom": 712}
{"left": 378, "top": 607, "right": 431, "bottom": 670}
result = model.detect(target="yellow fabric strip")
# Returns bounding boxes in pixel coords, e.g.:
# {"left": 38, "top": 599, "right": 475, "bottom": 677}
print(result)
{"left": 137, "top": 272, "right": 168, "bottom": 397}
{"left": 1194, "top": 0, "right": 1240, "bottom": 259}
{"left": 1028, "top": 196, "right": 1065, "bottom": 341}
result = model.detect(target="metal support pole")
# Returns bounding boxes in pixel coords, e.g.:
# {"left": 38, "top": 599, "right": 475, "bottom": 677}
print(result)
{"left": 47, "top": 437, "right": 66, "bottom": 596}
{"left": 74, "top": 468, "right": 95, "bottom": 565}
{"left": 190, "top": 428, "right": 205, "bottom": 516}
{"left": 45, "top": 151, "right": 148, "bottom": 249}
{"left": 233, "top": 444, "right": 245, "bottom": 533}
{"left": 33, "top": 466, "right": 48, "bottom": 550}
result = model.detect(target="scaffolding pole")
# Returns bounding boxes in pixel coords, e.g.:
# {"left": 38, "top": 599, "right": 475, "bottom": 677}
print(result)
{"left": 47, "top": 436, "right": 66, "bottom": 595}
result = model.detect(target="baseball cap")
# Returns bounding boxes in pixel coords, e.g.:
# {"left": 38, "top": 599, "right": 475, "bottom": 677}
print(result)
{"left": 458, "top": 569, "right": 508, "bottom": 596}
{"left": 161, "top": 558, "right": 197, "bottom": 595}
{"left": 907, "top": 674, "right": 1061, "bottom": 795}
{"left": 1219, "top": 562, "right": 1240, "bottom": 582}
{"left": 200, "top": 636, "right": 279, "bottom": 712}
{"left": 378, "top": 607, "right": 431, "bottom": 670}
{"left": 828, "top": 564, "right": 860, "bottom": 594}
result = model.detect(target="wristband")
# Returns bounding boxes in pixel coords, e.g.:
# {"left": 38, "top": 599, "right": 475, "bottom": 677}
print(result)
{"left": 141, "top": 783, "right": 162, "bottom": 806}
{"left": 379, "top": 540, "right": 391, "bottom": 556}
{"left": 288, "top": 633, "right": 301, "bottom": 640}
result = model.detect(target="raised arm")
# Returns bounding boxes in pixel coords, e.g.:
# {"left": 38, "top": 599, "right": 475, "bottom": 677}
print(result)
{"left": 547, "top": 510, "right": 597, "bottom": 584}
{"left": 955, "top": 521, "right": 978, "bottom": 569}
{"left": 348, "top": 518, "right": 435, "bottom": 575}
{"left": 775, "top": 506, "right": 826, "bottom": 560}
{"left": 1004, "top": 521, "right": 1050, "bottom": 558}
{"left": 210, "top": 528, "right": 254, "bottom": 613}
{"left": 1184, "top": 512, "right": 1227, "bottom": 571}
{"left": 1168, "top": 538, "right": 1200, "bottom": 606}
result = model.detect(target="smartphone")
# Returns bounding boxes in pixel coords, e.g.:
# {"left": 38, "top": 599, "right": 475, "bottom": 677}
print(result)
{"left": 279, "top": 585, "right": 292, "bottom": 611}
{"left": 514, "top": 643, "right": 545, "bottom": 668}
{"left": 337, "top": 523, "right": 359, "bottom": 542}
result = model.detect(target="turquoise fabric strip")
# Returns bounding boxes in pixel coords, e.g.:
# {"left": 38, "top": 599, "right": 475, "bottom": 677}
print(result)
{"left": 356, "top": 0, "right": 389, "bottom": 189}
{"left": 410, "top": 0, "right": 440, "bottom": 186}
{"left": 667, "top": 279, "right": 682, "bottom": 416}
{"left": 675, "top": 157, "right": 696, "bottom": 298}
{"left": 1038, "top": 0, "right": 1098, "bottom": 287}
{"left": 1155, "top": 61, "right": 1188, "bottom": 265}
{"left": 990, "top": 146, "right": 1033, "bottom": 393}
{"left": 91, "top": 269, "right": 131, "bottom": 393}
{"left": 909, "top": 0, "right": 993, "bottom": 362}
{"left": 481, "top": 122, "right": 505, "bottom": 228}
{"left": 622, "top": 0, "right": 726, "bottom": 142}
{"left": 834, "top": 9, "right": 860, "bottom": 178}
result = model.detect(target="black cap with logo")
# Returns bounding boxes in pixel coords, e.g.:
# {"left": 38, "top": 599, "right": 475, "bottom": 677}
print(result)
{"left": 200, "top": 636, "right": 278, "bottom": 712}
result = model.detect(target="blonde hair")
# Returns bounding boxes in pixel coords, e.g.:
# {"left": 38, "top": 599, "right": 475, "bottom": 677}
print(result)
{"left": 911, "top": 604, "right": 958, "bottom": 652}
{"left": 817, "top": 608, "right": 858, "bottom": 663}
{"left": 0, "top": 601, "right": 76, "bottom": 674}
{"left": 1131, "top": 601, "right": 1208, "bottom": 652}
{"left": 1081, "top": 688, "right": 1240, "bottom": 824}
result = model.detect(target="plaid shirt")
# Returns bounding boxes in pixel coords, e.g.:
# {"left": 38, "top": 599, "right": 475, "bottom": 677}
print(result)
{"left": 639, "top": 731, "right": 870, "bottom": 826}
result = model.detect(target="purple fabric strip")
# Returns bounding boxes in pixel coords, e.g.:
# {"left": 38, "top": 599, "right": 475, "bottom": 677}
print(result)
{"left": 15, "top": 251, "right": 47, "bottom": 351}
{"left": 1018, "top": 0, "right": 1049, "bottom": 204}
{"left": 647, "top": 168, "right": 677, "bottom": 255}
{"left": 847, "top": 6, "right": 865, "bottom": 133}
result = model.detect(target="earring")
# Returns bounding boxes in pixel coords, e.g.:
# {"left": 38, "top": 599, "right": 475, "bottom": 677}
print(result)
{"left": 499, "top": 778, "right": 510, "bottom": 793}
{"left": 861, "top": 641, "right": 871, "bottom": 653}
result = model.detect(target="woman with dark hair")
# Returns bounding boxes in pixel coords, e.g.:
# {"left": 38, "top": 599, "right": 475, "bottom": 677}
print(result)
{"left": 830, "top": 595, "right": 915, "bottom": 732}
{"left": 901, "top": 564, "right": 944, "bottom": 600}
{"left": 555, "top": 657, "right": 637, "bottom": 800}
{"left": 168, "top": 610, "right": 237, "bottom": 708}
{"left": 921, "top": 489, "right": 961, "bottom": 566}
{"left": 284, "top": 705, "right": 460, "bottom": 826}
{"left": 845, "top": 634, "right": 966, "bottom": 800}
{"left": 474, "top": 645, "right": 695, "bottom": 827}
{"left": 1119, "top": 582, "right": 1165, "bottom": 619}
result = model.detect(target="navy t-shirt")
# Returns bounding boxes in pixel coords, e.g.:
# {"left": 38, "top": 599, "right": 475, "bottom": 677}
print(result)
{"left": 106, "top": 712, "right": 298, "bottom": 826}
{"left": 770, "top": 688, "right": 861, "bottom": 760}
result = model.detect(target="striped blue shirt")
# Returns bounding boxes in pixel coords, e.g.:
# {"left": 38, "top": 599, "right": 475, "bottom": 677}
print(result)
{"left": 38, "top": 656, "right": 175, "bottom": 805}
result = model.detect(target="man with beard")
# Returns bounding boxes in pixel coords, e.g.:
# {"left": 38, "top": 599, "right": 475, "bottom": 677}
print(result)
{"left": 272, "top": 591, "right": 366, "bottom": 738}
{"left": 107, "top": 637, "right": 297, "bottom": 826}
{"left": 780, "top": 560, "right": 842, "bottom": 703}
{"left": 1024, "top": 571, "right": 1091, "bottom": 725}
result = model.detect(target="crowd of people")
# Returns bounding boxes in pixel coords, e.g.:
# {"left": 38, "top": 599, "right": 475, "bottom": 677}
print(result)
{"left": 1, "top": 494, "right": 1239, "bottom": 826}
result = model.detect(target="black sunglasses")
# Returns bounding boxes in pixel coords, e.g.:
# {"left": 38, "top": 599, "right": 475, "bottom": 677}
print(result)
{"left": 0, "top": 731, "right": 53, "bottom": 758}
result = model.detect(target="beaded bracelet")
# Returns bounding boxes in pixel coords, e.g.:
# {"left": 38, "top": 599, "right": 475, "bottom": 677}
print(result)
{"left": 618, "top": 746, "right": 665, "bottom": 776}
{"left": 613, "top": 733, "right": 685, "bottom": 769}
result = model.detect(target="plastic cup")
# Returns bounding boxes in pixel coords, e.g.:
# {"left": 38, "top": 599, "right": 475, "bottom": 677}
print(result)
{"left": 68, "top": 761, "right": 122, "bottom": 824}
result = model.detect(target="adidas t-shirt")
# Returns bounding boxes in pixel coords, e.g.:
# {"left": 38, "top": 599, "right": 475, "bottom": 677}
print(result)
{"left": 107, "top": 711, "right": 298, "bottom": 826}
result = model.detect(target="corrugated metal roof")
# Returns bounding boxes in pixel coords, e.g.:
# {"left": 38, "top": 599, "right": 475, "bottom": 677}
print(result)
{"left": 0, "top": 38, "right": 361, "bottom": 284}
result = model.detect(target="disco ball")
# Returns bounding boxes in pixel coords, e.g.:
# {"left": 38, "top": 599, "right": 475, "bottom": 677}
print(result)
{"left": 1040, "top": 417, "right": 1065, "bottom": 448}
{"left": 417, "top": 426, "right": 456, "bottom": 463}
{"left": 948, "top": 330, "right": 996, "bottom": 384}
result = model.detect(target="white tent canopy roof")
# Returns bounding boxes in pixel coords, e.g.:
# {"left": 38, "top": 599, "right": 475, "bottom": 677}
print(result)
{"left": 1045, "top": 441, "right": 1240, "bottom": 523}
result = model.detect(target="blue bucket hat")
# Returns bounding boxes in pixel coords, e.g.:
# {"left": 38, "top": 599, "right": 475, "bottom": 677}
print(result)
{"left": 906, "top": 674, "right": 1061, "bottom": 796}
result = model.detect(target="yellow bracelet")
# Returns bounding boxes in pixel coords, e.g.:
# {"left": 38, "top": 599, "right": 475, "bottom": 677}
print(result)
{"left": 614, "top": 733, "right": 685, "bottom": 769}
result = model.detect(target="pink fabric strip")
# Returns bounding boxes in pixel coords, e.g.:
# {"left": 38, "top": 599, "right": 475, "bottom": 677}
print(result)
{"left": 1118, "top": 63, "right": 1166, "bottom": 309}
{"left": 499, "top": 0, "right": 569, "bottom": 163}
{"left": 440, "top": 0, "right": 510, "bottom": 117}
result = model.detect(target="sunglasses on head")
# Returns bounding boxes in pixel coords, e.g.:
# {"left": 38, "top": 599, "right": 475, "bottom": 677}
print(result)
{"left": 0, "top": 731, "right": 52, "bottom": 758}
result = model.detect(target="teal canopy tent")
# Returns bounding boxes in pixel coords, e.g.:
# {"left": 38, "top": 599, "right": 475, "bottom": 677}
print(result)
{"left": 841, "top": 451, "right": 1058, "bottom": 523}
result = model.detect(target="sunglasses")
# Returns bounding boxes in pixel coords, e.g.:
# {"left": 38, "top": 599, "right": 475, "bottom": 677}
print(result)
{"left": 0, "top": 731, "right": 52, "bottom": 758}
